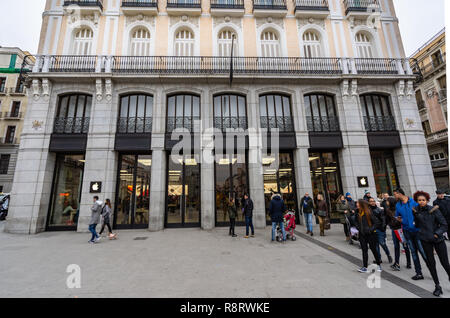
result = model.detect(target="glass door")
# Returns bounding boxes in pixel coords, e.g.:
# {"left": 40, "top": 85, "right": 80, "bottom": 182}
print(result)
{"left": 370, "top": 150, "right": 400, "bottom": 197}
{"left": 166, "top": 154, "right": 201, "bottom": 227}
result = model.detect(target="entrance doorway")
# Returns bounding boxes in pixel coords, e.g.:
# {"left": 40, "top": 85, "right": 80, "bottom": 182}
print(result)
{"left": 115, "top": 154, "right": 151, "bottom": 229}
{"left": 166, "top": 154, "right": 201, "bottom": 227}
{"left": 309, "top": 152, "right": 343, "bottom": 222}
{"left": 370, "top": 150, "right": 400, "bottom": 196}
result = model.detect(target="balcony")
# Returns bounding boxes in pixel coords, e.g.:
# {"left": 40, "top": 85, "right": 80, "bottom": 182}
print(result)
{"left": 439, "top": 89, "right": 447, "bottom": 102}
{"left": 431, "top": 159, "right": 449, "bottom": 169}
{"left": 166, "top": 0, "right": 201, "bottom": 15}
{"left": 214, "top": 117, "right": 248, "bottom": 131}
{"left": 7, "top": 87, "right": 26, "bottom": 96}
{"left": 210, "top": 0, "right": 245, "bottom": 16}
{"left": 53, "top": 117, "right": 90, "bottom": 134}
{"left": 417, "top": 100, "right": 426, "bottom": 111}
{"left": 117, "top": 117, "right": 153, "bottom": 134}
{"left": 354, "top": 58, "right": 399, "bottom": 75}
{"left": 426, "top": 129, "right": 448, "bottom": 145}
{"left": 46, "top": 55, "right": 98, "bottom": 73}
{"left": 363, "top": 116, "right": 396, "bottom": 132}
{"left": 260, "top": 116, "right": 294, "bottom": 132}
{"left": 344, "top": 0, "right": 380, "bottom": 18}
{"left": 295, "top": 0, "right": 330, "bottom": 18}
{"left": 253, "top": 0, "right": 287, "bottom": 18}
{"left": 166, "top": 116, "right": 201, "bottom": 133}
{"left": 121, "top": 0, "right": 158, "bottom": 15}
{"left": 63, "top": 0, "right": 103, "bottom": 14}
{"left": 421, "top": 53, "right": 446, "bottom": 78}
{"left": 0, "top": 137, "right": 18, "bottom": 145}
{"left": 306, "top": 116, "right": 340, "bottom": 132}
{"left": 2, "top": 112, "right": 23, "bottom": 120}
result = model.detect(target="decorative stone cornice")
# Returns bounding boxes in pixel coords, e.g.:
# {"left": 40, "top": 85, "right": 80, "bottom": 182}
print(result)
{"left": 297, "top": 18, "right": 325, "bottom": 30}
{"left": 213, "top": 16, "right": 242, "bottom": 29}
{"left": 256, "top": 17, "right": 284, "bottom": 30}
{"left": 125, "top": 14, "right": 155, "bottom": 28}
{"left": 170, "top": 15, "right": 199, "bottom": 28}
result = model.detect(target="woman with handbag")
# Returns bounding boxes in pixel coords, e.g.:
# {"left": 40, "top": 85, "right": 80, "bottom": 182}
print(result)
{"left": 316, "top": 194, "right": 328, "bottom": 236}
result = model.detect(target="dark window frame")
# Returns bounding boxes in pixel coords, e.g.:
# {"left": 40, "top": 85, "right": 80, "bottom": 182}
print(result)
{"left": 304, "top": 93, "right": 339, "bottom": 132}
{"left": 360, "top": 93, "right": 396, "bottom": 132}
{"left": 54, "top": 94, "right": 92, "bottom": 134}
{"left": 259, "top": 93, "right": 294, "bottom": 132}
{"left": 166, "top": 93, "right": 201, "bottom": 133}
{"left": 213, "top": 93, "right": 248, "bottom": 131}
{"left": 118, "top": 94, "right": 154, "bottom": 134}
{"left": 0, "top": 154, "right": 10, "bottom": 174}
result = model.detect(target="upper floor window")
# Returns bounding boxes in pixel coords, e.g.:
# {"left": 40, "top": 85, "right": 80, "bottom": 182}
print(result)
{"left": 167, "top": 94, "right": 200, "bottom": 132}
{"left": 0, "top": 155, "right": 10, "bottom": 174}
{"left": 360, "top": 94, "right": 396, "bottom": 131}
{"left": 175, "top": 29, "right": 195, "bottom": 56}
{"left": 214, "top": 94, "right": 247, "bottom": 131}
{"left": 218, "top": 30, "right": 238, "bottom": 57}
{"left": 54, "top": 94, "right": 92, "bottom": 134}
{"left": 302, "top": 31, "right": 322, "bottom": 58}
{"left": 130, "top": 28, "right": 151, "bottom": 56}
{"left": 431, "top": 51, "right": 444, "bottom": 67}
{"left": 304, "top": 94, "right": 339, "bottom": 132}
{"left": 355, "top": 32, "right": 373, "bottom": 58}
{"left": 118, "top": 94, "right": 153, "bottom": 134}
{"left": 259, "top": 94, "right": 293, "bottom": 132}
{"left": 260, "top": 31, "right": 281, "bottom": 58}
{"left": 0, "top": 78, "right": 6, "bottom": 93}
{"left": 73, "top": 28, "right": 94, "bottom": 55}
{"left": 5, "top": 126, "right": 16, "bottom": 144}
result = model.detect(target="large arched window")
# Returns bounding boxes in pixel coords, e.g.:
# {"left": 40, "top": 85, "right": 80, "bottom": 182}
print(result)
{"left": 302, "top": 31, "right": 322, "bottom": 58}
{"left": 355, "top": 32, "right": 374, "bottom": 58}
{"left": 214, "top": 94, "right": 247, "bottom": 131}
{"left": 72, "top": 28, "right": 93, "bottom": 55}
{"left": 259, "top": 94, "right": 293, "bottom": 132}
{"left": 360, "top": 94, "right": 396, "bottom": 131}
{"left": 54, "top": 94, "right": 92, "bottom": 134}
{"left": 130, "top": 28, "right": 151, "bottom": 56}
{"left": 167, "top": 94, "right": 200, "bottom": 132}
{"left": 260, "top": 30, "right": 281, "bottom": 57}
{"left": 218, "top": 30, "right": 238, "bottom": 57}
{"left": 118, "top": 94, "right": 153, "bottom": 134}
{"left": 304, "top": 94, "right": 339, "bottom": 132}
{"left": 174, "top": 29, "right": 195, "bottom": 56}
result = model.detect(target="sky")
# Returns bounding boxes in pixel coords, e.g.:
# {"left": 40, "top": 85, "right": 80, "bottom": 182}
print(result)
{"left": 0, "top": 0, "right": 446, "bottom": 56}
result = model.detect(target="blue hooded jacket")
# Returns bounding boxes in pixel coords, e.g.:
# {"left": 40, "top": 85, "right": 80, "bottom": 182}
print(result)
{"left": 395, "top": 197, "right": 419, "bottom": 232}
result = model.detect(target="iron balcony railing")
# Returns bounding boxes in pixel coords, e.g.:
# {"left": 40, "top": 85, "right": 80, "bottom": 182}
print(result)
{"left": 260, "top": 116, "right": 294, "bottom": 132}
{"left": 63, "top": 0, "right": 103, "bottom": 10}
{"left": 117, "top": 117, "right": 153, "bottom": 134}
{"left": 166, "top": 0, "right": 201, "bottom": 8}
{"left": 363, "top": 116, "right": 396, "bottom": 132}
{"left": 48, "top": 55, "right": 98, "bottom": 73}
{"left": 214, "top": 117, "right": 248, "bottom": 131}
{"left": 253, "top": 0, "right": 287, "bottom": 10}
{"left": 431, "top": 159, "right": 448, "bottom": 169}
{"left": 295, "top": 0, "right": 329, "bottom": 10}
{"left": 3, "top": 112, "right": 23, "bottom": 119}
{"left": 53, "top": 117, "right": 90, "bottom": 134}
{"left": 166, "top": 116, "right": 201, "bottom": 133}
{"left": 439, "top": 89, "right": 447, "bottom": 101}
{"left": 122, "top": 0, "right": 158, "bottom": 7}
{"left": 417, "top": 100, "right": 426, "bottom": 110}
{"left": 306, "top": 116, "right": 340, "bottom": 132}
{"left": 0, "top": 137, "right": 17, "bottom": 145}
{"left": 354, "top": 58, "right": 398, "bottom": 75}
{"left": 344, "top": 0, "right": 380, "bottom": 14}
{"left": 420, "top": 53, "right": 446, "bottom": 78}
{"left": 211, "top": 0, "right": 245, "bottom": 9}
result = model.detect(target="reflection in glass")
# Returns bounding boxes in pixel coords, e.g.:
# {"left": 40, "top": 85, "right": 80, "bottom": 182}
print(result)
{"left": 371, "top": 150, "right": 399, "bottom": 196}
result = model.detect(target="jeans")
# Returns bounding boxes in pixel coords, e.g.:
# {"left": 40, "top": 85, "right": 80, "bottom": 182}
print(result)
{"left": 304, "top": 213, "right": 313, "bottom": 233}
{"left": 421, "top": 240, "right": 450, "bottom": 286}
{"left": 404, "top": 230, "right": 427, "bottom": 275}
{"left": 392, "top": 229, "right": 411, "bottom": 266}
{"left": 375, "top": 230, "right": 391, "bottom": 259}
{"left": 317, "top": 216, "right": 325, "bottom": 234}
{"left": 359, "top": 233, "right": 381, "bottom": 268}
{"left": 272, "top": 222, "right": 286, "bottom": 241}
{"left": 229, "top": 218, "right": 236, "bottom": 235}
{"left": 245, "top": 216, "right": 254, "bottom": 236}
{"left": 88, "top": 224, "right": 99, "bottom": 242}
{"left": 99, "top": 219, "right": 112, "bottom": 235}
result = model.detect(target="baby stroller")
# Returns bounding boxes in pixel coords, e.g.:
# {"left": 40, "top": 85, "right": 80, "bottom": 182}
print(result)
{"left": 345, "top": 213, "right": 359, "bottom": 245}
{"left": 276, "top": 210, "right": 297, "bottom": 242}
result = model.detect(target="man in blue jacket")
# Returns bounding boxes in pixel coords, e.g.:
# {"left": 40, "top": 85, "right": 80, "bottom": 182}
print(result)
{"left": 394, "top": 188, "right": 427, "bottom": 280}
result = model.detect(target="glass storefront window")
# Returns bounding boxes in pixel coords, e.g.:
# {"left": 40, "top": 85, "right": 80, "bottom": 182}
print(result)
{"left": 371, "top": 150, "right": 399, "bottom": 197}
{"left": 47, "top": 154, "right": 85, "bottom": 229}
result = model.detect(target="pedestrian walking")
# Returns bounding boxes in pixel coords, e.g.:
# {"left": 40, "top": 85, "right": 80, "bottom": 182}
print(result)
{"left": 242, "top": 193, "right": 254, "bottom": 238}
{"left": 380, "top": 193, "right": 389, "bottom": 212}
{"left": 369, "top": 197, "right": 393, "bottom": 264}
{"left": 394, "top": 188, "right": 427, "bottom": 280}
{"left": 269, "top": 193, "right": 286, "bottom": 242}
{"left": 352, "top": 199, "right": 382, "bottom": 273}
{"left": 433, "top": 189, "right": 450, "bottom": 229}
{"left": 228, "top": 197, "right": 237, "bottom": 237}
{"left": 316, "top": 194, "right": 328, "bottom": 237}
{"left": 385, "top": 196, "right": 411, "bottom": 271}
{"left": 336, "top": 194, "right": 351, "bottom": 242}
{"left": 413, "top": 191, "right": 450, "bottom": 297}
{"left": 300, "top": 192, "right": 314, "bottom": 236}
{"left": 89, "top": 196, "right": 103, "bottom": 244}
{"left": 345, "top": 192, "right": 357, "bottom": 212}
{"left": 99, "top": 199, "right": 116, "bottom": 239}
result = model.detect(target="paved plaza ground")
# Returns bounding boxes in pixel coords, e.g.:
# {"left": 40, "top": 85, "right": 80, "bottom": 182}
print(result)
{"left": 0, "top": 219, "right": 449, "bottom": 298}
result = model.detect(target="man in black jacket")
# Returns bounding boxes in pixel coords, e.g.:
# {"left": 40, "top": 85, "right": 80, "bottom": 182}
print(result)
{"left": 269, "top": 193, "right": 286, "bottom": 242}
{"left": 433, "top": 190, "right": 450, "bottom": 228}
{"left": 369, "top": 198, "right": 393, "bottom": 264}
{"left": 242, "top": 194, "right": 254, "bottom": 238}
{"left": 300, "top": 193, "right": 314, "bottom": 235}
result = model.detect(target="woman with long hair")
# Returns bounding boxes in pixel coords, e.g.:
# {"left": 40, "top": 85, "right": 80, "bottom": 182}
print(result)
{"left": 353, "top": 199, "right": 382, "bottom": 273}
{"left": 336, "top": 194, "right": 351, "bottom": 242}
{"left": 316, "top": 194, "right": 328, "bottom": 237}
{"left": 99, "top": 199, "right": 117, "bottom": 239}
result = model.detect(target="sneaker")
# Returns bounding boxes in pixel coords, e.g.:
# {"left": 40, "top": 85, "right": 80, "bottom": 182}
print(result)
{"left": 88, "top": 240, "right": 95, "bottom": 244}
{"left": 358, "top": 267, "right": 368, "bottom": 273}
{"left": 349, "top": 240, "right": 353, "bottom": 245}
{"left": 388, "top": 255, "right": 393, "bottom": 264}
{"left": 251, "top": 234, "right": 255, "bottom": 237}
{"left": 433, "top": 285, "right": 443, "bottom": 297}
{"left": 306, "top": 230, "right": 310, "bottom": 234}
{"left": 310, "top": 232, "right": 314, "bottom": 237}
{"left": 244, "top": 236, "right": 249, "bottom": 238}
{"left": 232, "top": 234, "right": 237, "bottom": 237}
{"left": 95, "top": 237, "right": 101, "bottom": 242}
{"left": 391, "top": 263, "right": 401, "bottom": 271}
{"left": 411, "top": 274, "right": 424, "bottom": 280}
{"left": 406, "top": 264, "right": 412, "bottom": 269}
{"left": 377, "top": 265, "right": 383, "bottom": 272}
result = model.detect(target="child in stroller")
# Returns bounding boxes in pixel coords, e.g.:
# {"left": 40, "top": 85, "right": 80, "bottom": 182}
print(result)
{"left": 276, "top": 210, "right": 297, "bottom": 241}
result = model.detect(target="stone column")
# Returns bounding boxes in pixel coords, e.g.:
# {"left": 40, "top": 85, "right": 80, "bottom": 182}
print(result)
{"left": 293, "top": 146, "right": 311, "bottom": 225}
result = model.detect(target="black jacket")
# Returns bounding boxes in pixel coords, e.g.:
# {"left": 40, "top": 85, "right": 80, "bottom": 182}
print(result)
{"left": 243, "top": 198, "right": 254, "bottom": 218}
{"left": 351, "top": 209, "right": 380, "bottom": 236}
{"left": 300, "top": 196, "right": 314, "bottom": 214}
{"left": 371, "top": 205, "right": 387, "bottom": 232}
{"left": 269, "top": 195, "right": 286, "bottom": 223}
{"left": 381, "top": 199, "right": 389, "bottom": 213}
{"left": 385, "top": 208, "right": 402, "bottom": 230}
{"left": 413, "top": 205, "right": 448, "bottom": 243}
{"left": 433, "top": 198, "right": 450, "bottom": 221}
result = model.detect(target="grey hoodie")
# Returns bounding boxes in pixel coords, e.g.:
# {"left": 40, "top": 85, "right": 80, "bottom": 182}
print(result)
{"left": 90, "top": 200, "right": 103, "bottom": 225}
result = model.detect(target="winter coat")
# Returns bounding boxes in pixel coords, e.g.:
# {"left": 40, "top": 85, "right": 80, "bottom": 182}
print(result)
{"left": 101, "top": 204, "right": 112, "bottom": 223}
{"left": 413, "top": 205, "right": 448, "bottom": 243}
{"left": 316, "top": 200, "right": 328, "bottom": 217}
{"left": 346, "top": 198, "right": 357, "bottom": 212}
{"left": 243, "top": 198, "right": 254, "bottom": 218}
{"left": 336, "top": 201, "right": 350, "bottom": 224}
{"left": 385, "top": 207, "right": 402, "bottom": 230}
{"left": 433, "top": 197, "right": 450, "bottom": 222}
{"left": 269, "top": 194, "right": 286, "bottom": 223}
{"left": 371, "top": 205, "right": 387, "bottom": 232}
{"left": 395, "top": 198, "right": 419, "bottom": 233}
{"left": 351, "top": 209, "right": 381, "bottom": 236}
{"left": 300, "top": 196, "right": 314, "bottom": 214}
{"left": 228, "top": 201, "right": 237, "bottom": 219}
{"left": 90, "top": 200, "right": 103, "bottom": 225}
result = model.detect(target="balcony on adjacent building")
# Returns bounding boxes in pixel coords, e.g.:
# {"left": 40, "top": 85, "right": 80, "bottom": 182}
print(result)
{"left": 294, "top": 0, "right": 330, "bottom": 18}
{"left": 344, "top": 0, "right": 380, "bottom": 18}
{"left": 253, "top": 0, "right": 288, "bottom": 18}
{"left": 63, "top": 0, "right": 103, "bottom": 13}
{"left": 210, "top": 0, "right": 245, "bottom": 16}
{"left": 2, "top": 112, "right": 23, "bottom": 120}
{"left": 121, "top": 0, "right": 158, "bottom": 15}
{"left": 421, "top": 53, "right": 446, "bottom": 78}
{"left": 426, "top": 129, "right": 448, "bottom": 145}
{"left": 166, "top": 0, "right": 201, "bottom": 15}
{"left": 0, "top": 137, "right": 17, "bottom": 145}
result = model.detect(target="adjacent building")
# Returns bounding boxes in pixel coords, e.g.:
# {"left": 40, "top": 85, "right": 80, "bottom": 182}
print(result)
{"left": 411, "top": 28, "right": 448, "bottom": 191}
{"left": 5, "top": 0, "right": 436, "bottom": 234}
{"left": 0, "top": 47, "right": 33, "bottom": 194}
